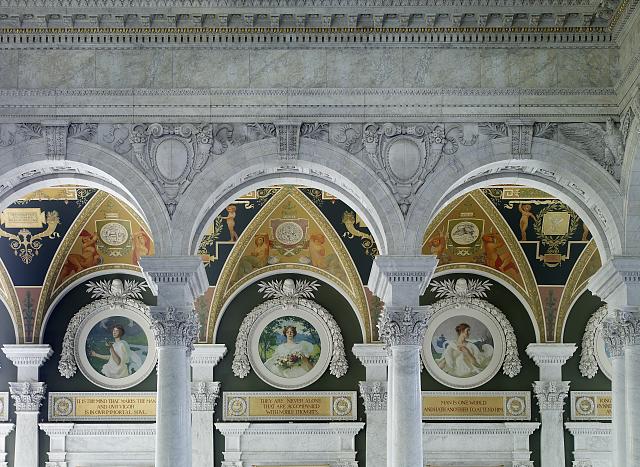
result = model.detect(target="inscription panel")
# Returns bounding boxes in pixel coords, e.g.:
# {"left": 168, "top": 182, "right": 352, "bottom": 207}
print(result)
{"left": 422, "top": 391, "right": 531, "bottom": 420}
{"left": 49, "top": 392, "right": 156, "bottom": 421}
{"left": 570, "top": 391, "right": 611, "bottom": 420}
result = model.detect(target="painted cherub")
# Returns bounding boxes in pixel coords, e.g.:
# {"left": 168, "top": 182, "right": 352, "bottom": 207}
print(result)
{"left": 220, "top": 204, "right": 238, "bottom": 241}
{"left": 518, "top": 204, "right": 537, "bottom": 241}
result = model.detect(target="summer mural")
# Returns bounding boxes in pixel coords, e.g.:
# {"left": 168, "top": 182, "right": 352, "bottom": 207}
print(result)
{"left": 258, "top": 315, "right": 321, "bottom": 379}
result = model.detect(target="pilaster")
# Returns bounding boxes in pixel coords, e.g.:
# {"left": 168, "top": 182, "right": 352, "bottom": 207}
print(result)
{"left": 39, "top": 423, "right": 75, "bottom": 467}
{"left": 2, "top": 344, "right": 52, "bottom": 381}
{"left": 0, "top": 424, "right": 13, "bottom": 467}
{"left": 527, "top": 343, "right": 575, "bottom": 467}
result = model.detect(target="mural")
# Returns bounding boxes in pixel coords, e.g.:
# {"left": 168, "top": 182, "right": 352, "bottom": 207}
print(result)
{"left": 54, "top": 194, "right": 154, "bottom": 290}
{"left": 199, "top": 185, "right": 375, "bottom": 343}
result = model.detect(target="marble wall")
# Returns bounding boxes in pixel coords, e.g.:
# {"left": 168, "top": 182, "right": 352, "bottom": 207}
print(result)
{"left": 0, "top": 46, "right": 618, "bottom": 90}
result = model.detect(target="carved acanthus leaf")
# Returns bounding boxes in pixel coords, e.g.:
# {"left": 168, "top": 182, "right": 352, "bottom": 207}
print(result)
{"left": 579, "top": 305, "right": 608, "bottom": 378}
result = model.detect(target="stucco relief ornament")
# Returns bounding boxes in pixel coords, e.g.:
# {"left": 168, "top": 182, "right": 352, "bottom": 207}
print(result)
{"left": 362, "top": 123, "right": 467, "bottom": 216}
{"left": 579, "top": 305, "right": 611, "bottom": 379}
{"left": 426, "top": 278, "right": 522, "bottom": 384}
{"left": 232, "top": 279, "right": 348, "bottom": 389}
{"left": 58, "top": 279, "right": 157, "bottom": 390}
{"left": 377, "top": 305, "right": 432, "bottom": 347}
{"left": 129, "top": 123, "right": 232, "bottom": 216}
{"left": 9, "top": 381, "right": 46, "bottom": 412}
{"left": 557, "top": 119, "right": 624, "bottom": 181}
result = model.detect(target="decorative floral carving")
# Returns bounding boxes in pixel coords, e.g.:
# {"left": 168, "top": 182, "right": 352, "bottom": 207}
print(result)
{"left": 428, "top": 278, "right": 522, "bottom": 378}
{"left": 0, "top": 210, "right": 61, "bottom": 264}
{"left": 58, "top": 279, "right": 150, "bottom": 379}
{"left": 232, "top": 279, "right": 348, "bottom": 380}
{"left": 9, "top": 381, "right": 46, "bottom": 412}
{"left": 377, "top": 305, "right": 432, "bottom": 347}
{"left": 579, "top": 305, "right": 609, "bottom": 378}
{"left": 362, "top": 122, "right": 470, "bottom": 215}
{"left": 359, "top": 380, "right": 387, "bottom": 412}
{"left": 533, "top": 380, "right": 570, "bottom": 411}
{"left": 191, "top": 381, "right": 221, "bottom": 411}
{"left": 150, "top": 306, "right": 200, "bottom": 351}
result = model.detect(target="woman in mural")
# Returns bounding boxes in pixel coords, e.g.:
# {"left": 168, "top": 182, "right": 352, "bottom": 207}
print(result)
{"left": 90, "top": 324, "right": 142, "bottom": 379}
{"left": 131, "top": 229, "right": 152, "bottom": 265}
{"left": 436, "top": 323, "right": 493, "bottom": 378}
{"left": 264, "top": 325, "right": 314, "bottom": 378}
{"left": 59, "top": 229, "right": 101, "bottom": 281}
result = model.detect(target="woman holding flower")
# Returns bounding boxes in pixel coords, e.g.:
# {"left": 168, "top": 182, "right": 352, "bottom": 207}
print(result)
{"left": 264, "top": 325, "right": 314, "bottom": 378}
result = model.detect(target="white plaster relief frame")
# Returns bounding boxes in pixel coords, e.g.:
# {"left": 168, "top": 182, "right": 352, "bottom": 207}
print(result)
{"left": 58, "top": 279, "right": 157, "bottom": 390}
{"left": 423, "top": 278, "right": 522, "bottom": 389}
{"left": 232, "top": 279, "right": 348, "bottom": 390}
{"left": 0, "top": 393, "right": 7, "bottom": 421}
{"left": 579, "top": 305, "right": 612, "bottom": 380}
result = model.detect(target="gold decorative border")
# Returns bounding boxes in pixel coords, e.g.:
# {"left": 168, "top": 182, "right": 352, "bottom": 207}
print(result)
{"left": 32, "top": 191, "right": 108, "bottom": 341}
{"left": 206, "top": 186, "right": 371, "bottom": 343}
{"left": 0, "top": 258, "right": 23, "bottom": 342}
{"left": 554, "top": 240, "right": 598, "bottom": 341}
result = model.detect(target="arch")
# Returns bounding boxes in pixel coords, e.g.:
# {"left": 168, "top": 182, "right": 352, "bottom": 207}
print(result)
{"left": 405, "top": 137, "right": 624, "bottom": 261}
{"left": 170, "top": 138, "right": 404, "bottom": 258}
{"left": 621, "top": 116, "right": 640, "bottom": 256}
{"left": 38, "top": 268, "right": 146, "bottom": 344}
{"left": 0, "top": 139, "right": 171, "bottom": 256}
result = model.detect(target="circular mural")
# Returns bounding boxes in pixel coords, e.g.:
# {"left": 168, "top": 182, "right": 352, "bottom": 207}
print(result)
{"left": 75, "top": 307, "right": 157, "bottom": 390}
{"left": 422, "top": 305, "right": 505, "bottom": 389}
{"left": 248, "top": 306, "right": 331, "bottom": 390}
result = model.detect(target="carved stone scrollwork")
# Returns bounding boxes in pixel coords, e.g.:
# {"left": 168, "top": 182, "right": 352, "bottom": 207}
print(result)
{"left": 191, "top": 381, "right": 221, "bottom": 412}
{"left": 358, "top": 381, "right": 387, "bottom": 412}
{"left": 377, "top": 305, "right": 432, "bottom": 347}
{"left": 150, "top": 306, "right": 200, "bottom": 352}
{"left": 9, "top": 381, "right": 46, "bottom": 412}
{"left": 41, "top": 121, "right": 69, "bottom": 161}
{"left": 532, "top": 380, "right": 570, "bottom": 411}
{"left": 129, "top": 123, "right": 230, "bottom": 216}
{"left": 275, "top": 121, "right": 302, "bottom": 167}
{"left": 362, "top": 123, "right": 468, "bottom": 215}
{"left": 506, "top": 119, "right": 534, "bottom": 158}
{"left": 579, "top": 305, "right": 609, "bottom": 378}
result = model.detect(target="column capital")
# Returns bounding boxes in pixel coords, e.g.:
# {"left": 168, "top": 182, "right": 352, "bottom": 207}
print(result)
{"left": 190, "top": 381, "right": 220, "bottom": 412}
{"left": 533, "top": 380, "right": 570, "bottom": 411}
{"left": 139, "top": 256, "right": 208, "bottom": 306}
{"left": 2, "top": 345, "right": 52, "bottom": 381}
{"left": 150, "top": 307, "right": 200, "bottom": 350}
{"left": 359, "top": 380, "right": 387, "bottom": 413}
{"left": 39, "top": 423, "right": 74, "bottom": 437}
{"left": 619, "top": 310, "right": 640, "bottom": 347}
{"left": 526, "top": 343, "right": 576, "bottom": 380}
{"left": 602, "top": 311, "right": 627, "bottom": 357}
{"left": 9, "top": 381, "right": 46, "bottom": 412}
{"left": 588, "top": 256, "right": 640, "bottom": 309}
{"left": 368, "top": 255, "right": 438, "bottom": 306}
{"left": 378, "top": 305, "right": 432, "bottom": 346}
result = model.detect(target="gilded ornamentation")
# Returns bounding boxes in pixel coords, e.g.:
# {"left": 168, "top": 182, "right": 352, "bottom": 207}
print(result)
{"left": 0, "top": 210, "right": 61, "bottom": 264}
{"left": 341, "top": 211, "right": 378, "bottom": 257}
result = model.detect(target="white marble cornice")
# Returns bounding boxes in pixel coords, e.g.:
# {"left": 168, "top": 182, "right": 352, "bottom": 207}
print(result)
{"left": 2, "top": 345, "right": 53, "bottom": 369}
{"left": 191, "top": 344, "right": 227, "bottom": 368}
{"left": 422, "top": 422, "right": 540, "bottom": 436}
{"left": 564, "top": 422, "right": 612, "bottom": 436}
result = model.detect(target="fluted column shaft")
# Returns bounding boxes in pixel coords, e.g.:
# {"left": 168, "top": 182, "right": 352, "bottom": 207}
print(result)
{"left": 368, "top": 255, "right": 438, "bottom": 467}
{"left": 140, "top": 256, "right": 208, "bottom": 467}
{"left": 602, "top": 314, "right": 626, "bottom": 467}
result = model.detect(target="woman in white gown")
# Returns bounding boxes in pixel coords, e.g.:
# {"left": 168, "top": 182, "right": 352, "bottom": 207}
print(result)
{"left": 264, "top": 325, "right": 314, "bottom": 378}
{"left": 90, "top": 324, "right": 139, "bottom": 378}
{"left": 436, "top": 323, "right": 493, "bottom": 378}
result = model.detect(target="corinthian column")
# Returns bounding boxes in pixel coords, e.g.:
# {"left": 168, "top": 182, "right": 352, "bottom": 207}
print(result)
{"left": 620, "top": 311, "right": 640, "bottom": 466}
{"left": 368, "top": 255, "right": 438, "bottom": 467}
{"left": 527, "top": 344, "right": 576, "bottom": 467}
{"left": 602, "top": 312, "right": 626, "bottom": 467}
{"left": 139, "top": 256, "right": 208, "bottom": 467}
{"left": 2, "top": 344, "right": 52, "bottom": 467}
